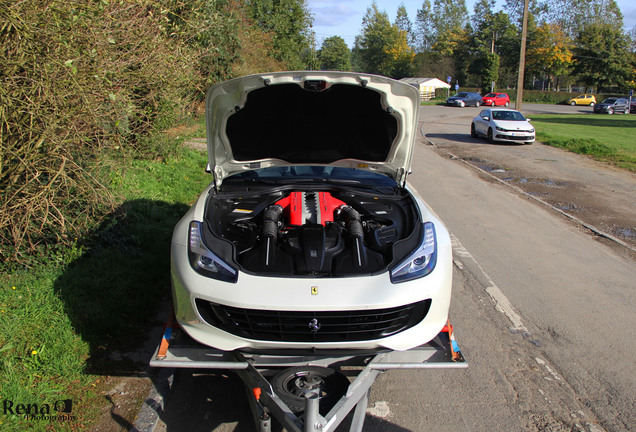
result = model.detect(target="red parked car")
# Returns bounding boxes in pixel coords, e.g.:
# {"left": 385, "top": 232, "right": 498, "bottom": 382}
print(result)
{"left": 481, "top": 93, "right": 510, "bottom": 106}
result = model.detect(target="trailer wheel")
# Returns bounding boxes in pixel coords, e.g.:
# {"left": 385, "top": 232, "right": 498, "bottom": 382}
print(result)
{"left": 271, "top": 366, "right": 350, "bottom": 414}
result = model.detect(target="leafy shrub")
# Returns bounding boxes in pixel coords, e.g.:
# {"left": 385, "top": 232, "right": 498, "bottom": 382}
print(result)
{"left": 0, "top": 0, "right": 196, "bottom": 261}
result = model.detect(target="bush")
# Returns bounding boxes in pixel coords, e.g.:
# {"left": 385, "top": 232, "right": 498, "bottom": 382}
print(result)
{"left": 0, "top": 0, "right": 197, "bottom": 262}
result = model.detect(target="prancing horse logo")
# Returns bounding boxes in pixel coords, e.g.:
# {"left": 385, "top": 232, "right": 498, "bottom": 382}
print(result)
{"left": 308, "top": 318, "right": 321, "bottom": 333}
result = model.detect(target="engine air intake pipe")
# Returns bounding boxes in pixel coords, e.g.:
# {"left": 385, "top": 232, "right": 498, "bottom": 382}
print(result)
{"left": 262, "top": 205, "right": 283, "bottom": 266}
{"left": 337, "top": 206, "right": 367, "bottom": 268}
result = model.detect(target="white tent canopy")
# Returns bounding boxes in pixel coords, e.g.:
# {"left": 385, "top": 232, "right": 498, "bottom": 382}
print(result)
{"left": 400, "top": 78, "right": 450, "bottom": 100}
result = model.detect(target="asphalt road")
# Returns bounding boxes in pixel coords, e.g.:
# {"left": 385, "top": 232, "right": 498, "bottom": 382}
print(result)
{"left": 147, "top": 104, "right": 636, "bottom": 432}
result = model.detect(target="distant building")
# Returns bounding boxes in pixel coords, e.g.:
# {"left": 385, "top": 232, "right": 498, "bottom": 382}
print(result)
{"left": 399, "top": 78, "right": 451, "bottom": 100}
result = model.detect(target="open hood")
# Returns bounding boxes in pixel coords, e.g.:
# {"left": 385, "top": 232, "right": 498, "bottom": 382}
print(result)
{"left": 205, "top": 71, "right": 420, "bottom": 188}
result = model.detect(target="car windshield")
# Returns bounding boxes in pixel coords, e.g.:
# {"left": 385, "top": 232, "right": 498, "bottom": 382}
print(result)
{"left": 484, "top": 93, "right": 496, "bottom": 97}
{"left": 223, "top": 166, "right": 398, "bottom": 188}
{"left": 602, "top": 98, "right": 616, "bottom": 104}
{"left": 492, "top": 111, "right": 525, "bottom": 121}
{"left": 455, "top": 92, "right": 468, "bottom": 97}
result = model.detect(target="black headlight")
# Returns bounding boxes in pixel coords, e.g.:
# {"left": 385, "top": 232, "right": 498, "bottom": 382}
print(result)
{"left": 188, "top": 221, "right": 238, "bottom": 283}
{"left": 390, "top": 222, "right": 437, "bottom": 283}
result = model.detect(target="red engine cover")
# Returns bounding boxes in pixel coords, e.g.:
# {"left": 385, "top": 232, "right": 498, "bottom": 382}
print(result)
{"left": 275, "top": 192, "right": 345, "bottom": 226}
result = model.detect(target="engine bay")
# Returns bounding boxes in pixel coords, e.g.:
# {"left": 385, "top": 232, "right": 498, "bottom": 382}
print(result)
{"left": 203, "top": 188, "right": 421, "bottom": 277}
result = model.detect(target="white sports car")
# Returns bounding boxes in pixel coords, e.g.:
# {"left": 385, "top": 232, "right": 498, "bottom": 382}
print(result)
{"left": 471, "top": 108, "right": 535, "bottom": 144}
{"left": 170, "top": 71, "right": 453, "bottom": 353}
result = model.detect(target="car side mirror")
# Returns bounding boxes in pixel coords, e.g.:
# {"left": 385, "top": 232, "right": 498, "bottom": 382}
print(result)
{"left": 526, "top": 118, "right": 531, "bottom": 122}
{"left": 482, "top": 116, "right": 490, "bottom": 121}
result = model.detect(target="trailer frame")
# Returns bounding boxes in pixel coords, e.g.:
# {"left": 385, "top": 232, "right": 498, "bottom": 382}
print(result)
{"left": 150, "top": 316, "right": 467, "bottom": 432}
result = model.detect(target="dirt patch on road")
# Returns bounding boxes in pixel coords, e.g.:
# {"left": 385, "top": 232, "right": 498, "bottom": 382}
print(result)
{"left": 429, "top": 141, "right": 636, "bottom": 256}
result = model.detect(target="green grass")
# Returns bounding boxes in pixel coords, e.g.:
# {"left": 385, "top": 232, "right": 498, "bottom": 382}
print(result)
{"left": 0, "top": 122, "right": 210, "bottom": 431}
{"left": 530, "top": 114, "right": 636, "bottom": 171}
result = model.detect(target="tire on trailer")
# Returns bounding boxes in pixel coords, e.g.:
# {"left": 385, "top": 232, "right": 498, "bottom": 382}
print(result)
{"left": 271, "top": 366, "right": 350, "bottom": 415}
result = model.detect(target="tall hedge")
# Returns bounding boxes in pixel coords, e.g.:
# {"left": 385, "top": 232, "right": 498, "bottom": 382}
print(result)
{"left": 0, "top": 0, "right": 197, "bottom": 262}
{"left": 0, "top": 0, "right": 315, "bottom": 262}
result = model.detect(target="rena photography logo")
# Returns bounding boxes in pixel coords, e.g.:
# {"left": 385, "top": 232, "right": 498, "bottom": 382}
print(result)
{"left": 2, "top": 398, "right": 76, "bottom": 422}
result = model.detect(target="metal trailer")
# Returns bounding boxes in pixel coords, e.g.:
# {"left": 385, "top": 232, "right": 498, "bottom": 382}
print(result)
{"left": 150, "top": 316, "right": 467, "bottom": 432}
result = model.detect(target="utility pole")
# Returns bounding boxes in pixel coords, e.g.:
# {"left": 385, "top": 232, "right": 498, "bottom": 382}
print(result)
{"left": 515, "top": 0, "right": 529, "bottom": 111}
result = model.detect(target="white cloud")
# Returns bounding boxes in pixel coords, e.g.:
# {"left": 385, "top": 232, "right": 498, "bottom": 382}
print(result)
{"left": 310, "top": 4, "right": 357, "bottom": 27}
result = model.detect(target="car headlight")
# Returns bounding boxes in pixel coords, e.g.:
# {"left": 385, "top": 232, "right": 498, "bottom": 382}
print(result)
{"left": 390, "top": 222, "right": 437, "bottom": 283}
{"left": 495, "top": 126, "right": 508, "bottom": 132}
{"left": 188, "top": 221, "right": 238, "bottom": 283}
{"left": 529, "top": 128, "right": 535, "bottom": 133}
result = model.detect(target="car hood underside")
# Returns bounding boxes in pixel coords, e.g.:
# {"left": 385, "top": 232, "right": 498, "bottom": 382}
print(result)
{"left": 205, "top": 72, "right": 420, "bottom": 188}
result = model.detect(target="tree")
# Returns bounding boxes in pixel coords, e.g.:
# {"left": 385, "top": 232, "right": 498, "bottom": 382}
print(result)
{"left": 318, "top": 36, "right": 351, "bottom": 71}
{"left": 432, "top": 0, "right": 469, "bottom": 38}
{"left": 395, "top": 4, "right": 414, "bottom": 47}
{"left": 573, "top": 23, "right": 632, "bottom": 90}
{"left": 472, "top": 1, "right": 514, "bottom": 54}
{"left": 414, "top": 1, "right": 435, "bottom": 52}
{"left": 544, "top": 0, "right": 623, "bottom": 37}
{"left": 479, "top": 52, "right": 500, "bottom": 93}
{"left": 414, "top": 0, "right": 469, "bottom": 54}
{"left": 471, "top": 0, "right": 496, "bottom": 31}
{"left": 245, "top": 0, "right": 314, "bottom": 69}
{"left": 503, "top": 0, "right": 546, "bottom": 26}
{"left": 526, "top": 23, "right": 573, "bottom": 90}
{"left": 628, "top": 27, "right": 636, "bottom": 54}
{"left": 357, "top": 3, "right": 415, "bottom": 78}
{"left": 164, "top": 0, "right": 241, "bottom": 89}
{"left": 386, "top": 30, "right": 416, "bottom": 78}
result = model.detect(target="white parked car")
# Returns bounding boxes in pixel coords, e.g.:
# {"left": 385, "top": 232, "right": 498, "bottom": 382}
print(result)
{"left": 170, "top": 71, "right": 453, "bottom": 353}
{"left": 471, "top": 108, "right": 535, "bottom": 144}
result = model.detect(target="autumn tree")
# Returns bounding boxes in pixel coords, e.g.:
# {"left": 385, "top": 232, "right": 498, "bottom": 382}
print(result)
{"left": 414, "top": 0, "right": 469, "bottom": 54}
{"left": 318, "top": 36, "right": 351, "bottom": 71}
{"left": 526, "top": 23, "right": 573, "bottom": 90}
{"left": 357, "top": 4, "right": 415, "bottom": 78}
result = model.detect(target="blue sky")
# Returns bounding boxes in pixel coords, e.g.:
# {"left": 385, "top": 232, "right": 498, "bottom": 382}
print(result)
{"left": 307, "top": 0, "right": 636, "bottom": 48}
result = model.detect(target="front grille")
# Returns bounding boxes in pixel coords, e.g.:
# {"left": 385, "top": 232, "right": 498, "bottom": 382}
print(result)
{"left": 497, "top": 134, "right": 532, "bottom": 141}
{"left": 195, "top": 299, "right": 432, "bottom": 342}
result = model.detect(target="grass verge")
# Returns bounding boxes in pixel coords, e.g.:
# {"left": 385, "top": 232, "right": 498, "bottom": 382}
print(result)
{"left": 530, "top": 113, "right": 636, "bottom": 172}
{"left": 0, "top": 121, "right": 209, "bottom": 431}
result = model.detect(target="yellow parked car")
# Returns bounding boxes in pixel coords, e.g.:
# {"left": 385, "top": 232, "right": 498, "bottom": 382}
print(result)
{"left": 568, "top": 94, "right": 596, "bottom": 106}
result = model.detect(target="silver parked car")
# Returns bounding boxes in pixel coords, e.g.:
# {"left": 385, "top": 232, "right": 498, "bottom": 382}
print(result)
{"left": 471, "top": 108, "right": 535, "bottom": 144}
{"left": 170, "top": 72, "right": 454, "bottom": 353}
